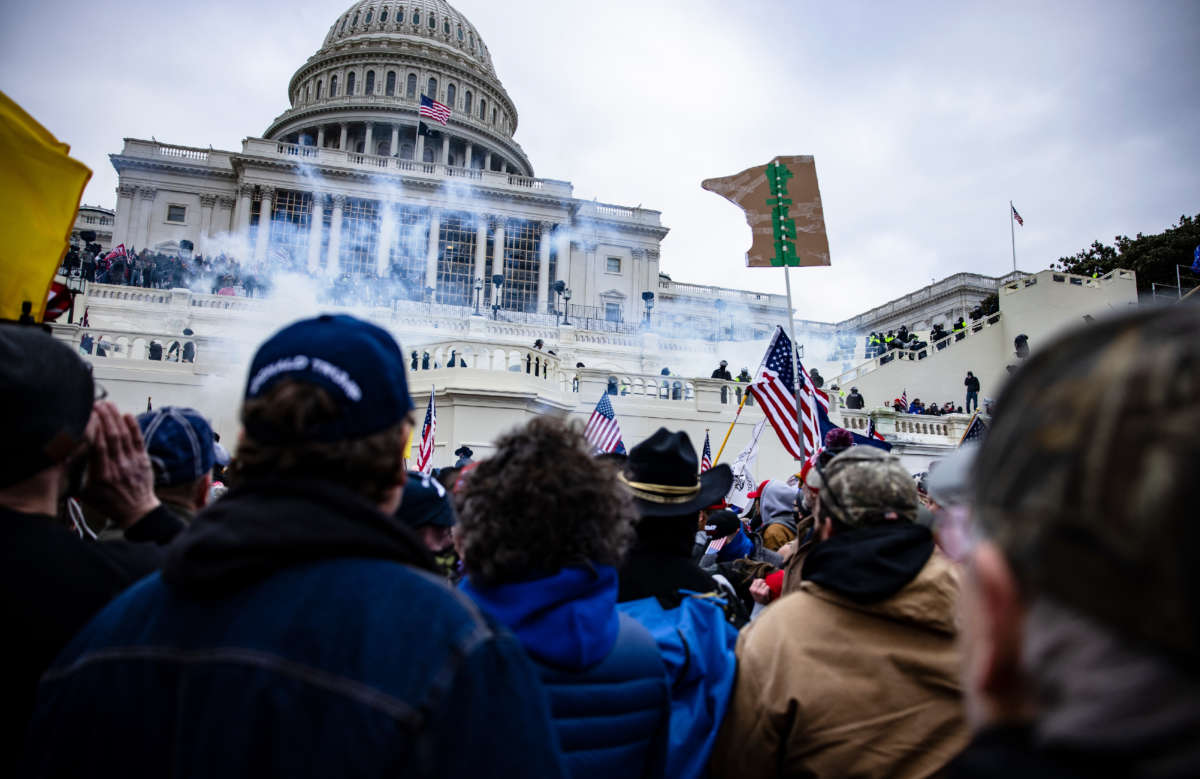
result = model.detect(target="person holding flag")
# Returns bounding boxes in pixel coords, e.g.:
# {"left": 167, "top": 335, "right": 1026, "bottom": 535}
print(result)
{"left": 584, "top": 393, "right": 625, "bottom": 455}
{"left": 700, "top": 430, "right": 712, "bottom": 473}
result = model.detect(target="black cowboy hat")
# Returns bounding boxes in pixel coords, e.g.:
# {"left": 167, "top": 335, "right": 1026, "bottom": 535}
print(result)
{"left": 623, "top": 428, "right": 733, "bottom": 517}
{"left": 453, "top": 444, "right": 474, "bottom": 458}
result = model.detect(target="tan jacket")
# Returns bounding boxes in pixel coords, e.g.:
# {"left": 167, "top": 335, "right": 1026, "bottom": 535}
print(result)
{"left": 762, "top": 521, "right": 796, "bottom": 551}
{"left": 711, "top": 550, "right": 967, "bottom": 779}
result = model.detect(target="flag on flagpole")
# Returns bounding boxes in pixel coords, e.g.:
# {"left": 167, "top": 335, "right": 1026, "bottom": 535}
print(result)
{"left": 726, "top": 419, "right": 766, "bottom": 513}
{"left": 900, "top": 389, "right": 908, "bottom": 410}
{"left": 79, "top": 305, "right": 90, "bottom": 328}
{"left": 584, "top": 393, "right": 626, "bottom": 454}
{"left": 700, "top": 430, "right": 712, "bottom": 473}
{"left": 43, "top": 281, "right": 72, "bottom": 322}
{"left": 749, "top": 326, "right": 829, "bottom": 461}
{"left": 958, "top": 413, "right": 989, "bottom": 446}
{"left": 866, "top": 417, "right": 886, "bottom": 442}
{"left": 416, "top": 389, "right": 437, "bottom": 474}
{"left": 419, "top": 95, "right": 451, "bottom": 125}
{"left": 1011, "top": 204, "right": 1024, "bottom": 226}
{"left": 103, "top": 244, "right": 127, "bottom": 263}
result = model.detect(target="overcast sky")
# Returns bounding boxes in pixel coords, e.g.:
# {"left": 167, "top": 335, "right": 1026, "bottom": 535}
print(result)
{"left": 4, "top": 0, "right": 1198, "bottom": 320}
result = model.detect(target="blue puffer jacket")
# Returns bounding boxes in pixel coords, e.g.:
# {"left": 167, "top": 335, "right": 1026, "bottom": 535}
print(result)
{"left": 462, "top": 566, "right": 670, "bottom": 779}
{"left": 26, "top": 480, "right": 568, "bottom": 779}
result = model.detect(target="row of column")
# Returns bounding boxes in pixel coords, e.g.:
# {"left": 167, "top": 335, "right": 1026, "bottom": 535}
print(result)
{"left": 240, "top": 188, "right": 561, "bottom": 311}
{"left": 294, "top": 122, "right": 507, "bottom": 172}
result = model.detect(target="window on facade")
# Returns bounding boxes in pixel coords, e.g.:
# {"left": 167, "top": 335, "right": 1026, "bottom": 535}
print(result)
{"left": 340, "top": 17, "right": 348, "bottom": 33}
{"left": 400, "top": 142, "right": 413, "bottom": 160}
{"left": 166, "top": 205, "right": 187, "bottom": 224}
{"left": 469, "top": 32, "right": 474, "bottom": 47}
{"left": 365, "top": 9, "right": 373, "bottom": 24}
{"left": 457, "top": 25, "right": 463, "bottom": 41}
{"left": 339, "top": 198, "right": 381, "bottom": 276}
{"left": 435, "top": 213, "right": 478, "bottom": 305}
{"left": 352, "top": 11, "right": 359, "bottom": 25}
{"left": 412, "top": 10, "right": 419, "bottom": 24}
{"left": 385, "top": 71, "right": 396, "bottom": 96}
{"left": 446, "top": 84, "right": 456, "bottom": 108}
{"left": 443, "top": 19, "right": 450, "bottom": 34}
{"left": 365, "top": 70, "right": 375, "bottom": 95}
{"left": 427, "top": 77, "right": 437, "bottom": 98}
{"left": 423, "top": 144, "right": 435, "bottom": 163}
{"left": 429, "top": 14, "right": 436, "bottom": 29}
{"left": 479, "top": 98, "right": 486, "bottom": 120}
{"left": 331, "top": 75, "right": 338, "bottom": 96}
{"left": 347, "top": 72, "right": 356, "bottom": 95}
{"left": 406, "top": 73, "right": 417, "bottom": 99}
{"left": 384, "top": 205, "right": 427, "bottom": 299}
{"left": 498, "top": 220, "right": 540, "bottom": 312}
{"left": 316, "top": 79, "right": 323, "bottom": 99}
{"left": 605, "top": 302, "right": 622, "bottom": 323}
{"left": 606, "top": 256, "right": 621, "bottom": 273}
{"left": 381, "top": 8, "right": 388, "bottom": 22}
{"left": 464, "top": 90, "right": 472, "bottom": 113}
{"left": 492, "top": 107, "right": 497, "bottom": 125}
{"left": 268, "top": 190, "right": 313, "bottom": 265}
{"left": 305, "top": 83, "right": 311, "bottom": 102}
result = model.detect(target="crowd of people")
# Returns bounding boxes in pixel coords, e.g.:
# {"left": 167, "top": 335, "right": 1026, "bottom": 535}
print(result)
{"left": 4, "top": 303, "right": 1199, "bottom": 778}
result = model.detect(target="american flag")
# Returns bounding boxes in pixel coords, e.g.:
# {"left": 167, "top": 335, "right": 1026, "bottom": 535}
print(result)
{"left": 900, "top": 389, "right": 908, "bottom": 410}
{"left": 584, "top": 393, "right": 625, "bottom": 455}
{"left": 749, "top": 327, "right": 829, "bottom": 461}
{"left": 700, "top": 430, "right": 713, "bottom": 473}
{"left": 419, "top": 95, "right": 451, "bottom": 125}
{"left": 1011, "top": 204, "right": 1024, "bottom": 226}
{"left": 416, "top": 389, "right": 437, "bottom": 474}
{"left": 958, "top": 413, "right": 989, "bottom": 446}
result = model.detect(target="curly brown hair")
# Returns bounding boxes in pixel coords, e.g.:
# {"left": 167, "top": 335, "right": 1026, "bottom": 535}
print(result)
{"left": 454, "top": 414, "right": 637, "bottom": 587}
{"left": 231, "top": 379, "right": 411, "bottom": 504}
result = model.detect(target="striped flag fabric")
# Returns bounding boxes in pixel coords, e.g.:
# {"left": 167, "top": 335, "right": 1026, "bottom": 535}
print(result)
{"left": 416, "top": 389, "right": 437, "bottom": 474}
{"left": 700, "top": 430, "right": 713, "bottom": 472}
{"left": 1011, "top": 204, "right": 1024, "bottom": 226}
{"left": 900, "top": 389, "right": 908, "bottom": 410}
{"left": 419, "top": 95, "right": 451, "bottom": 125}
{"left": 867, "top": 417, "right": 887, "bottom": 442}
{"left": 102, "top": 244, "right": 127, "bottom": 263}
{"left": 749, "top": 326, "right": 829, "bottom": 461}
{"left": 584, "top": 393, "right": 626, "bottom": 455}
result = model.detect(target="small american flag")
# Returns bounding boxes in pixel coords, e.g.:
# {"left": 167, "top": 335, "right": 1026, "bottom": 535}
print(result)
{"left": 749, "top": 327, "right": 829, "bottom": 461}
{"left": 416, "top": 389, "right": 437, "bottom": 474}
{"left": 1011, "top": 204, "right": 1024, "bottom": 226}
{"left": 419, "top": 95, "right": 451, "bottom": 126}
{"left": 584, "top": 394, "right": 625, "bottom": 455}
{"left": 900, "top": 389, "right": 908, "bottom": 410}
{"left": 700, "top": 431, "right": 713, "bottom": 473}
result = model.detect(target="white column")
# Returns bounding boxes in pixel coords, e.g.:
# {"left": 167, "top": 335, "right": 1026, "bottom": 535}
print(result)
{"left": 338, "top": 123, "right": 348, "bottom": 150}
{"left": 424, "top": 208, "right": 441, "bottom": 296}
{"left": 473, "top": 216, "right": 488, "bottom": 283}
{"left": 364, "top": 123, "right": 374, "bottom": 155}
{"left": 465, "top": 143, "right": 473, "bottom": 168}
{"left": 198, "top": 195, "right": 217, "bottom": 256}
{"left": 253, "top": 187, "right": 274, "bottom": 261}
{"left": 484, "top": 151, "right": 492, "bottom": 171}
{"left": 376, "top": 201, "right": 395, "bottom": 276}
{"left": 327, "top": 195, "right": 345, "bottom": 274}
{"left": 415, "top": 127, "right": 425, "bottom": 162}
{"left": 139, "top": 187, "right": 158, "bottom": 248}
{"left": 113, "top": 184, "right": 136, "bottom": 246}
{"left": 501, "top": 160, "right": 508, "bottom": 173}
{"left": 537, "top": 221, "right": 552, "bottom": 313}
{"left": 490, "top": 217, "right": 506, "bottom": 308}
{"left": 236, "top": 184, "right": 254, "bottom": 246}
{"left": 316, "top": 126, "right": 326, "bottom": 148}
{"left": 555, "top": 228, "right": 571, "bottom": 287}
{"left": 307, "top": 193, "right": 324, "bottom": 273}
{"left": 441, "top": 134, "right": 450, "bottom": 165}
{"left": 390, "top": 125, "right": 399, "bottom": 156}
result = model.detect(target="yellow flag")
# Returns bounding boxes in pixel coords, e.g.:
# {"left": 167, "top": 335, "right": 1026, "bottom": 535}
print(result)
{"left": 0, "top": 90, "right": 92, "bottom": 322}
{"left": 402, "top": 425, "right": 414, "bottom": 461}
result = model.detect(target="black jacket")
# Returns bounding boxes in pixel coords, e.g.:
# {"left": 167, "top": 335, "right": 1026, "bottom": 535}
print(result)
{"left": 965, "top": 375, "right": 981, "bottom": 393}
{"left": 1, "top": 503, "right": 182, "bottom": 772}
{"left": 711, "top": 367, "right": 732, "bottom": 380}
{"left": 846, "top": 391, "right": 865, "bottom": 409}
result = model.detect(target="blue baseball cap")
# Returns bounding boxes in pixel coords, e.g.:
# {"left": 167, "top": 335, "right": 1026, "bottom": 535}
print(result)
{"left": 137, "top": 407, "right": 217, "bottom": 487}
{"left": 396, "top": 471, "right": 456, "bottom": 529}
{"left": 244, "top": 314, "right": 413, "bottom": 442}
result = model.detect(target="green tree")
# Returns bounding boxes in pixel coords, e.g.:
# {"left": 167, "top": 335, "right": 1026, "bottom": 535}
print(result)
{"left": 1050, "top": 214, "right": 1200, "bottom": 293}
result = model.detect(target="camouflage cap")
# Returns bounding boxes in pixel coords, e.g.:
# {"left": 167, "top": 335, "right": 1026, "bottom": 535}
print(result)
{"left": 972, "top": 304, "right": 1200, "bottom": 665}
{"left": 815, "top": 446, "right": 919, "bottom": 527}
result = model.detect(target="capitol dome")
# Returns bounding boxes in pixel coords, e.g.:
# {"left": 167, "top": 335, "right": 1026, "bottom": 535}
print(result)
{"left": 263, "top": 0, "right": 532, "bottom": 176}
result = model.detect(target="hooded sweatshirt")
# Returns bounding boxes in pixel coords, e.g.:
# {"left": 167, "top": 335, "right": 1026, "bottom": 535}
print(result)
{"left": 463, "top": 566, "right": 670, "bottom": 779}
{"left": 759, "top": 480, "right": 799, "bottom": 551}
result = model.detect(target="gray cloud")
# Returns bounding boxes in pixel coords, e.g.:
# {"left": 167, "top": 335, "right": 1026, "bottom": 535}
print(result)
{"left": 3, "top": 0, "right": 1197, "bottom": 321}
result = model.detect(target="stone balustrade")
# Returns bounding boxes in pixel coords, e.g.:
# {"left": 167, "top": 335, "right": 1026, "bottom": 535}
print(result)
{"left": 408, "top": 340, "right": 563, "bottom": 382}
{"left": 51, "top": 323, "right": 203, "bottom": 369}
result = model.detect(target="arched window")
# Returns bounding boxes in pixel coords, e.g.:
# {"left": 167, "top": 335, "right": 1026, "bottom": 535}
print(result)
{"left": 305, "top": 83, "right": 311, "bottom": 102}
{"left": 406, "top": 73, "right": 417, "bottom": 99}
{"left": 443, "top": 19, "right": 450, "bottom": 35}
{"left": 479, "top": 98, "right": 486, "bottom": 120}
{"left": 331, "top": 75, "right": 338, "bottom": 97}
{"left": 423, "top": 144, "right": 434, "bottom": 163}
{"left": 446, "top": 84, "right": 456, "bottom": 108}
{"left": 365, "top": 70, "right": 375, "bottom": 95}
{"left": 316, "top": 79, "right": 323, "bottom": 99}
{"left": 400, "top": 143, "right": 413, "bottom": 160}
{"left": 428, "top": 14, "right": 436, "bottom": 29}
{"left": 380, "top": 8, "right": 388, "bottom": 22}
{"left": 352, "top": 11, "right": 359, "bottom": 25}
{"left": 492, "top": 107, "right": 497, "bottom": 125}
{"left": 427, "top": 77, "right": 437, "bottom": 98}
{"left": 464, "top": 90, "right": 472, "bottom": 113}
{"left": 412, "top": 10, "right": 420, "bottom": 24}
{"left": 457, "top": 25, "right": 463, "bottom": 41}
{"left": 347, "top": 71, "right": 356, "bottom": 95}
{"left": 340, "top": 17, "right": 348, "bottom": 34}
{"left": 385, "top": 71, "right": 396, "bottom": 96}
{"left": 365, "top": 9, "right": 373, "bottom": 24}
{"left": 469, "top": 32, "right": 474, "bottom": 47}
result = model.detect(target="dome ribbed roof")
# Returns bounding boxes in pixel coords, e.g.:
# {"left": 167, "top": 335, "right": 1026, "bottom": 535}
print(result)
{"left": 321, "top": 0, "right": 496, "bottom": 77}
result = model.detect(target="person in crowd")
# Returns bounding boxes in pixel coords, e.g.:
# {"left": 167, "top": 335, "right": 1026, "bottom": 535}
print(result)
{"left": 749, "top": 480, "right": 800, "bottom": 551}
{"left": 136, "top": 406, "right": 220, "bottom": 525}
{"left": 396, "top": 469, "right": 460, "bottom": 581}
{"left": 908, "top": 397, "right": 924, "bottom": 414}
{"left": 736, "top": 367, "right": 752, "bottom": 383}
{"left": 711, "top": 360, "right": 732, "bottom": 380}
{"left": 947, "top": 305, "right": 1200, "bottom": 777}
{"left": 1013, "top": 333, "right": 1029, "bottom": 359}
{"left": 712, "top": 447, "right": 967, "bottom": 778}
{"left": 615, "top": 428, "right": 741, "bottom": 779}
{"left": 964, "top": 370, "right": 981, "bottom": 413}
{"left": 456, "top": 416, "right": 670, "bottom": 779}
{"left": 845, "top": 386, "right": 865, "bottom": 409}
{"left": 1, "top": 325, "right": 186, "bottom": 774}
{"left": 808, "top": 368, "right": 824, "bottom": 388}
{"left": 26, "top": 314, "right": 567, "bottom": 779}
{"left": 453, "top": 444, "right": 474, "bottom": 467}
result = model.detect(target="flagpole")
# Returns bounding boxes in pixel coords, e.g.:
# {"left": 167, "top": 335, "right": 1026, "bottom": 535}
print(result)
{"left": 784, "top": 266, "right": 804, "bottom": 461}
{"left": 713, "top": 389, "right": 749, "bottom": 465}
{"left": 1009, "top": 200, "right": 1016, "bottom": 273}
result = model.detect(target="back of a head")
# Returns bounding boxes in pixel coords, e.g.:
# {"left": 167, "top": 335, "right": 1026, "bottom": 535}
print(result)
{"left": 136, "top": 406, "right": 216, "bottom": 490}
{"left": 813, "top": 447, "right": 919, "bottom": 528}
{"left": 454, "top": 415, "right": 636, "bottom": 587}
{"left": 973, "top": 304, "right": 1200, "bottom": 666}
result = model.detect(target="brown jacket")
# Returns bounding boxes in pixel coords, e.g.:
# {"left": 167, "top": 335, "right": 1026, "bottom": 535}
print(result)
{"left": 761, "top": 521, "right": 796, "bottom": 551}
{"left": 711, "top": 549, "right": 967, "bottom": 779}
